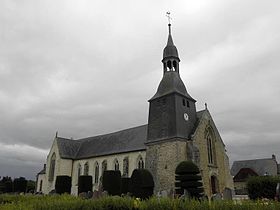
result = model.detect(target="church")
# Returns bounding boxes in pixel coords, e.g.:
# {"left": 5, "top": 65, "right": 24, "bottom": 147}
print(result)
{"left": 36, "top": 23, "right": 234, "bottom": 198}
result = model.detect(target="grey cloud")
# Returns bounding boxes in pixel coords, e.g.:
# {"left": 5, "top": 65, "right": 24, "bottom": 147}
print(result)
{"left": 0, "top": 0, "right": 280, "bottom": 179}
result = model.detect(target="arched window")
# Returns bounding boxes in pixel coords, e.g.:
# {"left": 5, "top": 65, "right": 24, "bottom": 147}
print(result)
{"left": 114, "top": 159, "right": 119, "bottom": 171}
{"left": 48, "top": 153, "right": 56, "bottom": 181}
{"left": 211, "top": 175, "right": 218, "bottom": 194}
{"left": 167, "top": 60, "right": 172, "bottom": 71}
{"left": 94, "top": 162, "right": 99, "bottom": 184}
{"left": 102, "top": 160, "right": 107, "bottom": 175}
{"left": 123, "top": 157, "right": 129, "bottom": 177}
{"left": 173, "top": 60, "right": 177, "bottom": 71}
{"left": 137, "top": 156, "right": 144, "bottom": 169}
{"left": 84, "top": 162, "right": 89, "bottom": 176}
{"left": 78, "top": 163, "right": 82, "bottom": 177}
{"left": 39, "top": 180, "right": 43, "bottom": 192}
{"left": 206, "top": 128, "right": 216, "bottom": 165}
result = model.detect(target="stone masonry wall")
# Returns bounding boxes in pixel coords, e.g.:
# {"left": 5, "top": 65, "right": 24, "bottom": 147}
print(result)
{"left": 192, "top": 110, "right": 234, "bottom": 198}
{"left": 145, "top": 140, "right": 187, "bottom": 194}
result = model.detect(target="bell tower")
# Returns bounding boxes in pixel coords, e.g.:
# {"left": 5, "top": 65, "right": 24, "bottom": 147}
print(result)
{"left": 147, "top": 23, "right": 197, "bottom": 143}
{"left": 145, "top": 21, "right": 198, "bottom": 193}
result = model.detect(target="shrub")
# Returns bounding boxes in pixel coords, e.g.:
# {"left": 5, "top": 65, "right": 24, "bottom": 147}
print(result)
{"left": 13, "top": 177, "right": 27, "bottom": 193}
{"left": 78, "top": 176, "right": 92, "bottom": 194}
{"left": 130, "top": 169, "right": 154, "bottom": 199}
{"left": 26, "top": 180, "right": 36, "bottom": 193}
{"left": 102, "top": 170, "right": 121, "bottom": 196}
{"left": 175, "top": 161, "right": 204, "bottom": 198}
{"left": 55, "top": 176, "right": 72, "bottom": 194}
{"left": 121, "top": 177, "right": 131, "bottom": 195}
{"left": 247, "top": 176, "right": 280, "bottom": 200}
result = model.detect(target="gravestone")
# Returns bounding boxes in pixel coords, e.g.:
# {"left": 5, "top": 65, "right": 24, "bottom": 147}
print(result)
{"left": 223, "top": 187, "right": 233, "bottom": 200}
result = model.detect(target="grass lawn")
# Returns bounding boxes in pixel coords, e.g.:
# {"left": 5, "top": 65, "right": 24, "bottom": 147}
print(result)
{"left": 1, "top": 194, "right": 280, "bottom": 210}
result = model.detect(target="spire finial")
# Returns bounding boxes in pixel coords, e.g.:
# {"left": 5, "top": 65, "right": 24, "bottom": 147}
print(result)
{"left": 166, "top": 11, "right": 172, "bottom": 35}
{"left": 166, "top": 11, "right": 172, "bottom": 24}
{"left": 55, "top": 131, "right": 58, "bottom": 138}
{"left": 205, "top": 103, "right": 208, "bottom": 110}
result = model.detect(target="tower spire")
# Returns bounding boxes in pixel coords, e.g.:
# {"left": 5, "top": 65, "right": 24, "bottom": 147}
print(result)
{"left": 163, "top": 12, "right": 180, "bottom": 73}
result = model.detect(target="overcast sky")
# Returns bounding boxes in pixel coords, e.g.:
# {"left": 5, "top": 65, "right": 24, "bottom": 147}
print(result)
{"left": 0, "top": 0, "right": 279, "bottom": 180}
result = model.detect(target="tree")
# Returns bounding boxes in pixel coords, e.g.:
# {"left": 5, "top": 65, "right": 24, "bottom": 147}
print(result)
{"left": 175, "top": 161, "right": 204, "bottom": 198}
{"left": 26, "top": 180, "right": 36, "bottom": 193}
{"left": 14, "top": 177, "right": 27, "bottom": 193}
{"left": 247, "top": 176, "right": 280, "bottom": 200}
{"left": 0, "top": 176, "right": 13, "bottom": 193}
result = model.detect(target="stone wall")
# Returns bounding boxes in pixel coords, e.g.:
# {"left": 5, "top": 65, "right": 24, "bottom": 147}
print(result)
{"left": 145, "top": 140, "right": 187, "bottom": 193}
{"left": 192, "top": 110, "right": 234, "bottom": 198}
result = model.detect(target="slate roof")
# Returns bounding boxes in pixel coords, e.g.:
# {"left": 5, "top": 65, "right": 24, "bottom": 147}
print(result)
{"left": 231, "top": 158, "right": 278, "bottom": 177}
{"left": 56, "top": 137, "right": 82, "bottom": 159}
{"left": 56, "top": 125, "right": 147, "bottom": 160}
{"left": 38, "top": 168, "right": 46, "bottom": 175}
{"left": 233, "top": 168, "right": 258, "bottom": 182}
{"left": 163, "top": 32, "right": 179, "bottom": 59}
{"left": 75, "top": 125, "right": 147, "bottom": 159}
{"left": 56, "top": 110, "right": 207, "bottom": 160}
{"left": 150, "top": 71, "right": 195, "bottom": 101}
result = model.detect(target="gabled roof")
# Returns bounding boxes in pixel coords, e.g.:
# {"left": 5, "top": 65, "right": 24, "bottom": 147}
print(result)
{"left": 233, "top": 168, "right": 258, "bottom": 182}
{"left": 56, "top": 125, "right": 147, "bottom": 160}
{"left": 56, "top": 137, "right": 82, "bottom": 159}
{"left": 231, "top": 158, "right": 278, "bottom": 177}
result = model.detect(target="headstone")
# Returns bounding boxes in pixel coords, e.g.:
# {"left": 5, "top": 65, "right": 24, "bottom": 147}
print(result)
{"left": 211, "top": 192, "right": 222, "bottom": 200}
{"left": 161, "top": 190, "right": 168, "bottom": 197}
{"left": 223, "top": 188, "right": 233, "bottom": 200}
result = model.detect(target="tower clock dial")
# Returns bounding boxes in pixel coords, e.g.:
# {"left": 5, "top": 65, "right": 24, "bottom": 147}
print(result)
{"left": 184, "top": 113, "right": 189, "bottom": 121}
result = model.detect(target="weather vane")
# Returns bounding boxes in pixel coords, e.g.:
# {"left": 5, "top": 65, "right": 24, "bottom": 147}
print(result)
{"left": 166, "top": 11, "right": 172, "bottom": 24}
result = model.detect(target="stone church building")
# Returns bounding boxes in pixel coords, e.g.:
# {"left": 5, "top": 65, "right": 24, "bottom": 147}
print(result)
{"left": 36, "top": 23, "right": 234, "bottom": 197}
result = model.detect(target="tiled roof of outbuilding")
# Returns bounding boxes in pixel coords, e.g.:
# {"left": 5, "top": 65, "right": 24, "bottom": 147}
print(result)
{"left": 231, "top": 158, "right": 278, "bottom": 177}
{"left": 233, "top": 168, "right": 258, "bottom": 182}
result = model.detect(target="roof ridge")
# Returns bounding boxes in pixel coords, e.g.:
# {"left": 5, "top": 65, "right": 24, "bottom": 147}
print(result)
{"left": 233, "top": 157, "right": 274, "bottom": 162}
{"left": 57, "top": 137, "right": 73, "bottom": 141}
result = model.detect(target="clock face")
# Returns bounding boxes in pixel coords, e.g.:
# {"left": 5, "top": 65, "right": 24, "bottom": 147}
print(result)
{"left": 184, "top": 113, "right": 189, "bottom": 121}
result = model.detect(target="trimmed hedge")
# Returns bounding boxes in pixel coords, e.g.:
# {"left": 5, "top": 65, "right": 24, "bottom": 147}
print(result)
{"left": 175, "top": 161, "right": 204, "bottom": 198}
{"left": 55, "top": 176, "right": 72, "bottom": 194}
{"left": 120, "top": 177, "right": 131, "bottom": 194}
{"left": 102, "top": 170, "right": 121, "bottom": 196}
{"left": 78, "top": 176, "right": 93, "bottom": 194}
{"left": 175, "top": 161, "right": 200, "bottom": 175}
{"left": 247, "top": 176, "right": 280, "bottom": 200}
{"left": 130, "top": 169, "right": 154, "bottom": 199}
